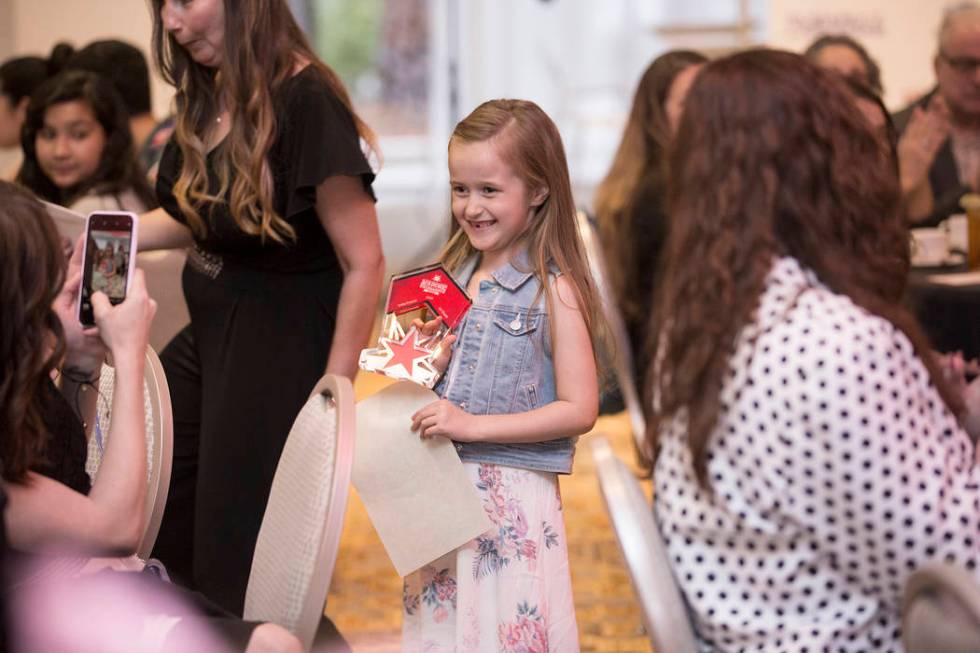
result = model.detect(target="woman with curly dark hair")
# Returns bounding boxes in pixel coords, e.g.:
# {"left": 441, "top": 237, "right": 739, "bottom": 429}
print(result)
{"left": 647, "top": 50, "right": 980, "bottom": 652}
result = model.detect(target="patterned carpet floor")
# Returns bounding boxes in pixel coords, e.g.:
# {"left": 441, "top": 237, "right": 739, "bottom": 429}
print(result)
{"left": 324, "top": 373, "right": 654, "bottom": 652}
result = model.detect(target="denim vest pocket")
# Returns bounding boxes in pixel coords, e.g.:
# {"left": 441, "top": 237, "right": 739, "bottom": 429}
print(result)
{"left": 489, "top": 309, "right": 542, "bottom": 413}
{"left": 491, "top": 310, "right": 540, "bottom": 337}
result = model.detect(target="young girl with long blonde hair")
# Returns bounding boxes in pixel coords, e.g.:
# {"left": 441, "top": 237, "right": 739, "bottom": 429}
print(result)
{"left": 404, "top": 99, "right": 603, "bottom": 652}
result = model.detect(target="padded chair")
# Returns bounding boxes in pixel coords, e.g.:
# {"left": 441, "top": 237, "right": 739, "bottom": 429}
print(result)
{"left": 243, "top": 374, "right": 355, "bottom": 651}
{"left": 903, "top": 562, "right": 980, "bottom": 653}
{"left": 574, "top": 209, "right": 648, "bottom": 455}
{"left": 85, "top": 346, "right": 174, "bottom": 560}
{"left": 591, "top": 434, "right": 698, "bottom": 653}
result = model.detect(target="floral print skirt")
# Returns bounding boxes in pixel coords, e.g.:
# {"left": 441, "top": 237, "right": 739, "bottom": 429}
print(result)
{"left": 402, "top": 462, "right": 579, "bottom": 652}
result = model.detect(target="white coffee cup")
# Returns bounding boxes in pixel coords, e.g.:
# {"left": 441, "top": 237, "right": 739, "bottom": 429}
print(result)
{"left": 911, "top": 228, "right": 949, "bottom": 266}
{"left": 943, "top": 214, "right": 969, "bottom": 253}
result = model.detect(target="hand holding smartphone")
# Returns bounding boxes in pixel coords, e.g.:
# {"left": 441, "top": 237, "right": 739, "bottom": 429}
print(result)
{"left": 78, "top": 212, "right": 139, "bottom": 327}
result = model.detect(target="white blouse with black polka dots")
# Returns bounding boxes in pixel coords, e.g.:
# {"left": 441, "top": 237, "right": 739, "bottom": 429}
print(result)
{"left": 655, "top": 257, "right": 979, "bottom": 653}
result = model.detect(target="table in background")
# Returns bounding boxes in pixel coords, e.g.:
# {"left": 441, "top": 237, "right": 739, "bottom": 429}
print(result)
{"left": 907, "top": 265, "right": 980, "bottom": 361}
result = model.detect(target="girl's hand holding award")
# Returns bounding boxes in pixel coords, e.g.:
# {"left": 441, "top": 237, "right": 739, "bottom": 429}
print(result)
{"left": 358, "top": 264, "right": 470, "bottom": 387}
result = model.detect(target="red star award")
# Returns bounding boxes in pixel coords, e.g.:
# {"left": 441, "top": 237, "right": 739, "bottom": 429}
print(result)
{"left": 359, "top": 264, "right": 472, "bottom": 387}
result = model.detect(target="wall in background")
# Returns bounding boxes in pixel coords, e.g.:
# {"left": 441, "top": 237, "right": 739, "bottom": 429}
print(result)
{"left": 768, "top": 0, "right": 949, "bottom": 109}
{"left": 2, "top": 0, "right": 172, "bottom": 118}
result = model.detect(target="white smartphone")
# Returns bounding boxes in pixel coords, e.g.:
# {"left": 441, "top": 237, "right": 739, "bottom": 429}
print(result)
{"left": 77, "top": 211, "right": 139, "bottom": 327}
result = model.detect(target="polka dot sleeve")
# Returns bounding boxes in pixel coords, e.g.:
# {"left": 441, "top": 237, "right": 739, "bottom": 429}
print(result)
{"left": 752, "top": 292, "right": 979, "bottom": 598}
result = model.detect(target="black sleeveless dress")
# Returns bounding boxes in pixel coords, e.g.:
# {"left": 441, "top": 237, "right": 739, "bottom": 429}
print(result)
{"left": 152, "top": 66, "right": 375, "bottom": 614}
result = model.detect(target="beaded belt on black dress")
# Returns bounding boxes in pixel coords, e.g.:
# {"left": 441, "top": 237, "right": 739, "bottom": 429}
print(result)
{"left": 187, "top": 243, "right": 223, "bottom": 280}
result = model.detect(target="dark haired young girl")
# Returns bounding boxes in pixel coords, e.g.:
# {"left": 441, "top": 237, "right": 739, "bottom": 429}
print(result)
{"left": 17, "top": 69, "right": 156, "bottom": 213}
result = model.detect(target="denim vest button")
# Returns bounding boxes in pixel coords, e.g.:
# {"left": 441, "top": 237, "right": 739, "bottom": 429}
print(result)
{"left": 455, "top": 443, "right": 463, "bottom": 451}
{"left": 475, "top": 323, "right": 482, "bottom": 331}
{"left": 491, "top": 287, "right": 498, "bottom": 294}
{"left": 510, "top": 318, "right": 521, "bottom": 331}
{"left": 459, "top": 401, "right": 467, "bottom": 409}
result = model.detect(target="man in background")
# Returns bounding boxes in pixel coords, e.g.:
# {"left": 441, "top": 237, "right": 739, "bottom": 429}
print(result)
{"left": 894, "top": 3, "right": 980, "bottom": 225}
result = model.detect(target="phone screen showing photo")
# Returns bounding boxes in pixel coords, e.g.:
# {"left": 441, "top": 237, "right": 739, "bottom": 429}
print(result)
{"left": 79, "top": 219, "right": 133, "bottom": 325}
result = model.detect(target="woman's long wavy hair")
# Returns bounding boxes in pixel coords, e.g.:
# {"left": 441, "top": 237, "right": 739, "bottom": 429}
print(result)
{"left": 0, "top": 181, "right": 66, "bottom": 482}
{"left": 645, "top": 50, "right": 960, "bottom": 488}
{"left": 17, "top": 70, "right": 157, "bottom": 209}
{"left": 593, "top": 50, "right": 706, "bottom": 320}
{"left": 441, "top": 99, "right": 605, "bottom": 352}
{"left": 150, "top": 0, "right": 378, "bottom": 244}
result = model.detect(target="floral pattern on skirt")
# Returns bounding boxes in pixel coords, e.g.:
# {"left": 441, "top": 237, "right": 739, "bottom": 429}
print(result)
{"left": 402, "top": 462, "right": 579, "bottom": 652}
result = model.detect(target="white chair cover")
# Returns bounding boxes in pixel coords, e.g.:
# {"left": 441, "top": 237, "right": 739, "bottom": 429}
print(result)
{"left": 85, "top": 347, "right": 173, "bottom": 560}
{"left": 574, "top": 209, "right": 648, "bottom": 455}
{"left": 243, "top": 374, "right": 354, "bottom": 651}
{"left": 591, "top": 434, "right": 698, "bottom": 653}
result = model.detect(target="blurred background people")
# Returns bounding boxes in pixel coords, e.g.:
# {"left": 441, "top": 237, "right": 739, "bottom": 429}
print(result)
{"left": 66, "top": 39, "right": 173, "bottom": 174}
{"left": 894, "top": 3, "right": 980, "bottom": 225}
{"left": 592, "top": 49, "right": 706, "bottom": 392}
{"left": 844, "top": 77, "right": 900, "bottom": 155}
{"left": 0, "top": 44, "right": 72, "bottom": 180}
{"left": 16, "top": 69, "right": 156, "bottom": 213}
{"left": 648, "top": 49, "right": 979, "bottom": 652}
{"left": 804, "top": 33, "right": 884, "bottom": 95}
{"left": 0, "top": 56, "right": 44, "bottom": 180}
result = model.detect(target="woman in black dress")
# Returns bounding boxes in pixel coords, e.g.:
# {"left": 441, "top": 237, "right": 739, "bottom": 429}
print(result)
{"left": 139, "top": 0, "right": 384, "bottom": 614}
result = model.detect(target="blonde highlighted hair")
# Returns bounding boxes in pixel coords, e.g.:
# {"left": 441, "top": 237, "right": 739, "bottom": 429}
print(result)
{"left": 442, "top": 99, "right": 604, "bottom": 351}
{"left": 150, "top": 0, "right": 379, "bottom": 243}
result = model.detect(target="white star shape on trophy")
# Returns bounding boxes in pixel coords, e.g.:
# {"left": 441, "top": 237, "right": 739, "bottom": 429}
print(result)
{"left": 360, "top": 325, "right": 440, "bottom": 387}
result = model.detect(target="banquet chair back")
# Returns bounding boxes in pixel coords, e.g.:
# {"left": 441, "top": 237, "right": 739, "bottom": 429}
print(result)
{"left": 243, "top": 374, "right": 355, "bottom": 651}
{"left": 574, "top": 209, "right": 647, "bottom": 455}
{"left": 85, "top": 346, "right": 174, "bottom": 560}
{"left": 591, "top": 435, "right": 698, "bottom": 653}
{"left": 903, "top": 562, "right": 980, "bottom": 653}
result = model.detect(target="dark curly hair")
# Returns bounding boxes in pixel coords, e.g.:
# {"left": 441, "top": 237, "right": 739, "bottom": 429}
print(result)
{"left": 0, "top": 181, "right": 67, "bottom": 482}
{"left": 16, "top": 70, "right": 156, "bottom": 209}
{"left": 645, "top": 49, "right": 959, "bottom": 487}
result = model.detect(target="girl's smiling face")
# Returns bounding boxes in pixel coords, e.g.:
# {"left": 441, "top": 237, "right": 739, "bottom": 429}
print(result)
{"left": 449, "top": 137, "right": 547, "bottom": 267}
{"left": 35, "top": 100, "right": 106, "bottom": 190}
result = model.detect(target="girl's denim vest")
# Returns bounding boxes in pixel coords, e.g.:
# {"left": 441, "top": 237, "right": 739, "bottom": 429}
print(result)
{"left": 435, "top": 253, "right": 576, "bottom": 474}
